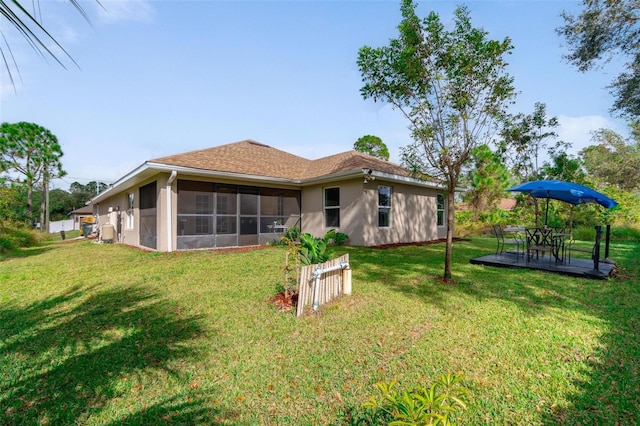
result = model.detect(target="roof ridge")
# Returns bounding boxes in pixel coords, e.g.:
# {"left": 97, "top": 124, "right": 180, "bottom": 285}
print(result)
{"left": 151, "top": 139, "right": 269, "bottom": 162}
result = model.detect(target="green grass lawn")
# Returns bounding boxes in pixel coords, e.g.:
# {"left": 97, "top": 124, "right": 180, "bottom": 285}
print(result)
{"left": 1, "top": 237, "right": 639, "bottom": 425}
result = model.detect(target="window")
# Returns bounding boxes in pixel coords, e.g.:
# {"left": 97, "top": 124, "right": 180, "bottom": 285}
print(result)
{"left": 215, "top": 184, "right": 237, "bottom": 234}
{"left": 324, "top": 187, "right": 340, "bottom": 228}
{"left": 177, "top": 180, "right": 216, "bottom": 237}
{"left": 437, "top": 194, "right": 445, "bottom": 226}
{"left": 139, "top": 182, "right": 157, "bottom": 210}
{"left": 127, "top": 192, "right": 135, "bottom": 229}
{"left": 378, "top": 186, "right": 391, "bottom": 227}
{"left": 195, "top": 194, "right": 212, "bottom": 234}
{"left": 139, "top": 181, "right": 158, "bottom": 249}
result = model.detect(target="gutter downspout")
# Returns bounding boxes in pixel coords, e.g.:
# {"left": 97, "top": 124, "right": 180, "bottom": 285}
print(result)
{"left": 166, "top": 170, "right": 178, "bottom": 252}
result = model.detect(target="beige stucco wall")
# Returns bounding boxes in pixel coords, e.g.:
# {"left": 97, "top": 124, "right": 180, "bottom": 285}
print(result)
{"left": 95, "top": 171, "right": 447, "bottom": 251}
{"left": 93, "top": 174, "right": 171, "bottom": 250}
{"left": 93, "top": 190, "right": 137, "bottom": 245}
{"left": 301, "top": 178, "right": 447, "bottom": 247}
{"left": 361, "top": 179, "right": 447, "bottom": 246}
{"left": 300, "top": 178, "right": 365, "bottom": 245}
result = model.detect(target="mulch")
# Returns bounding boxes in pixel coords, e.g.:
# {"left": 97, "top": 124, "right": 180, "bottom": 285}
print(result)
{"left": 370, "top": 237, "right": 470, "bottom": 249}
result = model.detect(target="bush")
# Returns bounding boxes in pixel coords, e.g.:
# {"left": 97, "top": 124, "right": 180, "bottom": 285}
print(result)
{"left": 333, "top": 231, "right": 349, "bottom": 245}
{"left": 299, "top": 230, "right": 336, "bottom": 265}
{"left": 362, "top": 373, "right": 469, "bottom": 425}
{"left": 0, "top": 222, "right": 41, "bottom": 253}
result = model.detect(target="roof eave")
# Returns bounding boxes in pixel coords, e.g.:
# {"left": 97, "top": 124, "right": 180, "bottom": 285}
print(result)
{"left": 368, "top": 170, "right": 464, "bottom": 191}
{"left": 90, "top": 163, "right": 463, "bottom": 205}
{"left": 146, "top": 162, "right": 297, "bottom": 185}
{"left": 91, "top": 162, "right": 301, "bottom": 204}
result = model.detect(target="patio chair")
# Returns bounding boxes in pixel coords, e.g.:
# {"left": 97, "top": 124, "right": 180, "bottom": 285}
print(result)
{"left": 525, "top": 227, "right": 554, "bottom": 263}
{"left": 564, "top": 235, "right": 596, "bottom": 264}
{"left": 493, "top": 225, "right": 523, "bottom": 256}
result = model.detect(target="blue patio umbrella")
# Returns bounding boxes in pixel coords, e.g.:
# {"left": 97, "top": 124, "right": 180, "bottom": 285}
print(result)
{"left": 506, "top": 180, "right": 618, "bottom": 226}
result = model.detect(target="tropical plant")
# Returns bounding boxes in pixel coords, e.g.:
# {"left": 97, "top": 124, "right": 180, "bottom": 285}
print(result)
{"left": 298, "top": 229, "right": 336, "bottom": 266}
{"left": 363, "top": 373, "right": 469, "bottom": 425}
{"left": 0, "top": 0, "right": 92, "bottom": 89}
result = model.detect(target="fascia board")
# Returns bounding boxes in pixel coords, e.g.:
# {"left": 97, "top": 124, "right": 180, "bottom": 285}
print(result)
{"left": 91, "top": 163, "right": 463, "bottom": 205}
{"left": 145, "top": 163, "right": 297, "bottom": 185}
{"left": 365, "top": 170, "right": 467, "bottom": 191}
{"left": 91, "top": 162, "right": 302, "bottom": 204}
{"left": 91, "top": 163, "right": 151, "bottom": 204}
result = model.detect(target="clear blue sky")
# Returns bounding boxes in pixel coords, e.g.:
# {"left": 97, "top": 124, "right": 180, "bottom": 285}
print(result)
{"left": 0, "top": 0, "right": 628, "bottom": 191}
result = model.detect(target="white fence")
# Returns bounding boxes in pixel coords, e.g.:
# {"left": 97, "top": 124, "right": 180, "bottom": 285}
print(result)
{"left": 296, "top": 253, "right": 351, "bottom": 317}
{"left": 48, "top": 219, "right": 78, "bottom": 233}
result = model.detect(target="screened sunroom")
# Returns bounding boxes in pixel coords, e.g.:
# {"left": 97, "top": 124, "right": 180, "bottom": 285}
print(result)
{"left": 176, "top": 180, "right": 301, "bottom": 249}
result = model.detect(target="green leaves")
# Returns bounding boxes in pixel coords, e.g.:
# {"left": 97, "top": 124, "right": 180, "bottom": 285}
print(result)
{"left": 298, "top": 229, "right": 336, "bottom": 266}
{"left": 558, "top": 0, "right": 640, "bottom": 117}
{"left": 0, "top": 121, "right": 66, "bottom": 220}
{"left": 358, "top": 0, "right": 515, "bottom": 279}
{"left": 354, "top": 135, "right": 390, "bottom": 161}
{"left": 363, "top": 373, "right": 470, "bottom": 425}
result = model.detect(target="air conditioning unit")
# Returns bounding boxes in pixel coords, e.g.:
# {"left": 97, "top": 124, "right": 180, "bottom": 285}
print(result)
{"left": 102, "top": 224, "right": 115, "bottom": 243}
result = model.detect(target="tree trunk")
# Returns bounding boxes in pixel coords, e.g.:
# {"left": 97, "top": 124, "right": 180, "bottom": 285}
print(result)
{"left": 26, "top": 180, "right": 33, "bottom": 226}
{"left": 444, "top": 189, "right": 455, "bottom": 280}
{"left": 40, "top": 172, "right": 49, "bottom": 233}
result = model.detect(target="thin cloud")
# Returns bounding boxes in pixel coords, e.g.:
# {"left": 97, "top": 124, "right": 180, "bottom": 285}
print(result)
{"left": 557, "top": 115, "right": 621, "bottom": 155}
{"left": 96, "top": 0, "right": 156, "bottom": 24}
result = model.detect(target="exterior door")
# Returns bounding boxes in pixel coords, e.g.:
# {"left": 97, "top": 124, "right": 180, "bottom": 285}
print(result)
{"left": 239, "top": 187, "right": 258, "bottom": 246}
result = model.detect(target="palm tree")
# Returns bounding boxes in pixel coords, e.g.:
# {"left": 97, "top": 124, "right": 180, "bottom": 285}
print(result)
{"left": 0, "top": 0, "right": 91, "bottom": 89}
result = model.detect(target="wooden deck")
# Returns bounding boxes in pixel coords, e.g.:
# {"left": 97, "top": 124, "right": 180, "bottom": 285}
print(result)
{"left": 470, "top": 251, "right": 616, "bottom": 280}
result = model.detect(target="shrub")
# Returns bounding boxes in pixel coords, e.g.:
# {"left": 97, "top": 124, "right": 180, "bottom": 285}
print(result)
{"left": 283, "top": 225, "right": 300, "bottom": 243}
{"left": 333, "top": 231, "right": 349, "bottom": 245}
{"left": 362, "top": 373, "right": 469, "bottom": 425}
{"left": 299, "top": 230, "right": 336, "bottom": 265}
{"left": 0, "top": 222, "right": 41, "bottom": 254}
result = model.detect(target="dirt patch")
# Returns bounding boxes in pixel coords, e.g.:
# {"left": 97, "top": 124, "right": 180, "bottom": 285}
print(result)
{"left": 371, "top": 237, "right": 470, "bottom": 249}
{"left": 209, "top": 245, "right": 271, "bottom": 254}
{"left": 269, "top": 291, "right": 299, "bottom": 311}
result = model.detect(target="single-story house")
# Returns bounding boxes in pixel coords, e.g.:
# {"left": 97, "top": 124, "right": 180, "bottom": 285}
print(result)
{"left": 69, "top": 204, "right": 94, "bottom": 228}
{"left": 91, "top": 139, "right": 450, "bottom": 251}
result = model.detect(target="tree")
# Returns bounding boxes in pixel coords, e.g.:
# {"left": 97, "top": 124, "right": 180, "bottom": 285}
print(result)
{"left": 48, "top": 188, "right": 74, "bottom": 221}
{"left": 558, "top": 0, "right": 640, "bottom": 118}
{"left": 463, "top": 145, "right": 510, "bottom": 219}
{"left": 69, "top": 180, "right": 108, "bottom": 207}
{"left": 358, "top": 1, "right": 515, "bottom": 279}
{"left": 498, "top": 103, "right": 569, "bottom": 227}
{"left": 0, "top": 182, "right": 28, "bottom": 224}
{"left": 0, "top": 122, "right": 66, "bottom": 224}
{"left": 354, "top": 135, "right": 390, "bottom": 161}
{"left": 580, "top": 127, "right": 640, "bottom": 191}
{"left": 498, "top": 102, "right": 566, "bottom": 182}
{"left": 541, "top": 151, "right": 586, "bottom": 183}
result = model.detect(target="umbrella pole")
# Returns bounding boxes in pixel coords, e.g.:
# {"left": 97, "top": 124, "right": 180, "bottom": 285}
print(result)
{"left": 569, "top": 205, "right": 573, "bottom": 237}
{"left": 545, "top": 195, "right": 550, "bottom": 227}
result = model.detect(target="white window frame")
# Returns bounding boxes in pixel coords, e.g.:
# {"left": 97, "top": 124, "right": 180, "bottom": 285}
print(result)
{"left": 126, "top": 192, "right": 135, "bottom": 229}
{"left": 324, "top": 187, "right": 340, "bottom": 228}
{"left": 378, "top": 185, "right": 392, "bottom": 228}
{"left": 437, "top": 193, "right": 445, "bottom": 227}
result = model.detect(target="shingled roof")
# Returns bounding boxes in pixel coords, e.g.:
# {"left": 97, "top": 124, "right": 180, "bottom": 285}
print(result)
{"left": 150, "top": 139, "right": 411, "bottom": 181}
{"left": 150, "top": 140, "right": 312, "bottom": 180}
